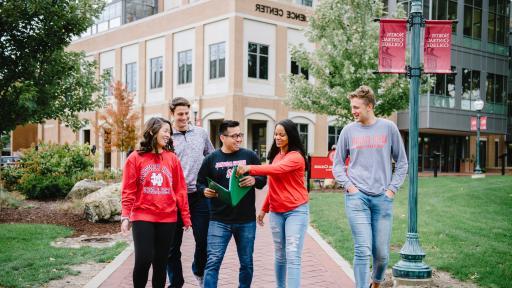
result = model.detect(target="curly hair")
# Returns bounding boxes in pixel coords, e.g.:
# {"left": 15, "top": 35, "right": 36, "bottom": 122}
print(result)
{"left": 137, "top": 117, "right": 174, "bottom": 154}
{"left": 347, "top": 85, "right": 376, "bottom": 108}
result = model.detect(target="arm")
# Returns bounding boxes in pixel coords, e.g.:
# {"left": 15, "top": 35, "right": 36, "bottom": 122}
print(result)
{"left": 173, "top": 158, "right": 192, "bottom": 227}
{"left": 249, "top": 152, "right": 304, "bottom": 176}
{"left": 261, "top": 192, "right": 270, "bottom": 213}
{"left": 196, "top": 155, "right": 210, "bottom": 195}
{"left": 387, "top": 124, "right": 408, "bottom": 193}
{"left": 332, "top": 129, "right": 357, "bottom": 192}
{"left": 121, "top": 157, "right": 137, "bottom": 218}
{"left": 251, "top": 152, "right": 267, "bottom": 189}
{"left": 203, "top": 130, "right": 215, "bottom": 156}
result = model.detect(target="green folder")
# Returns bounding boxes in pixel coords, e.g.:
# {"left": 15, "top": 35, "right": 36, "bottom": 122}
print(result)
{"left": 206, "top": 165, "right": 252, "bottom": 207}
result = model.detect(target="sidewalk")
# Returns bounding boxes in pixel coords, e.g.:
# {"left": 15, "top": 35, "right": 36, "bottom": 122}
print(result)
{"left": 96, "top": 188, "right": 355, "bottom": 287}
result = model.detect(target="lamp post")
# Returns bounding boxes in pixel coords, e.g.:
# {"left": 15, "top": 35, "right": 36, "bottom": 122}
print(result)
{"left": 473, "top": 99, "right": 484, "bottom": 175}
{"left": 191, "top": 100, "right": 199, "bottom": 126}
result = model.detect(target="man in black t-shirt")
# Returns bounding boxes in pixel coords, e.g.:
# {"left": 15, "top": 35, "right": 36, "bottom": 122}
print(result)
{"left": 197, "top": 120, "right": 267, "bottom": 288}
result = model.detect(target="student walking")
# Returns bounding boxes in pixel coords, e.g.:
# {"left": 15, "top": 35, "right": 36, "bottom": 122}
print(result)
{"left": 237, "top": 119, "right": 309, "bottom": 288}
{"left": 332, "top": 86, "right": 408, "bottom": 288}
{"left": 121, "top": 117, "right": 192, "bottom": 288}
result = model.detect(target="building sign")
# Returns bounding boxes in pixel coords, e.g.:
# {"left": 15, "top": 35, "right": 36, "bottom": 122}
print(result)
{"left": 424, "top": 20, "right": 453, "bottom": 73}
{"left": 471, "top": 116, "right": 487, "bottom": 131}
{"left": 255, "top": 4, "right": 307, "bottom": 22}
{"left": 378, "top": 19, "right": 407, "bottom": 73}
{"left": 310, "top": 156, "right": 334, "bottom": 179}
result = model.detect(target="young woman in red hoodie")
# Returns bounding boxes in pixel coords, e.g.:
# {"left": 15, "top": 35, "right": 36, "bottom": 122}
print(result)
{"left": 121, "top": 117, "right": 192, "bottom": 288}
{"left": 236, "top": 119, "right": 309, "bottom": 288}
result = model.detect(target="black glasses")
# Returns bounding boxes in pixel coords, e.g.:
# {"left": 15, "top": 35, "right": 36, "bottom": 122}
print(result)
{"left": 223, "top": 133, "right": 244, "bottom": 139}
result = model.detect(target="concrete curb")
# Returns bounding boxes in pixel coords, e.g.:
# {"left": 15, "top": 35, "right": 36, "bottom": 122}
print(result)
{"left": 307, "top": 225, "right": 355, "bottom": 283}
{"left": 84, "top": 243, "right": 134, "bottom": 288}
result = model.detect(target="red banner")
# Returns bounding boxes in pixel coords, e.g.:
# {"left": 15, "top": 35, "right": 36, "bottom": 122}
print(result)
{"left": 470, "top": 116, "right": 487, "bottom": 131}
{"left": 378, "top": 19, "right": 407, "bottom": 73}
{"left": 310, "top": 156, "right": 334, "bottom": 179}
{"left": 424, "top": 20, "right": 453, "bottom": 73}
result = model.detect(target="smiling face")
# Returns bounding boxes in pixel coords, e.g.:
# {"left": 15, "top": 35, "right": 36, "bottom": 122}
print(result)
{"left": 220, "top": 126, "right": 243, "bottom": 153}
{"left": 156, "top": 123, "right": 171, "bottom": 151}
{"left": 350, "top": 97, "right": 374, "bottom": 125}
{"left": 274, "top": 125, "right": 289, "bottom": 152}
{"left": 171, "top": 105, "right": 190, "bottom": 131}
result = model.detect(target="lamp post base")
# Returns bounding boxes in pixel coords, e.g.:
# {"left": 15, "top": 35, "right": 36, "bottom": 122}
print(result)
{"left": 392, "top": 233, "right": 432, "bottom": 280}
{"left": 471, "top": 173, "right": 486, "bottom": 179}
{"left": 393, "top": 277, "right": 433, "bottom": 288}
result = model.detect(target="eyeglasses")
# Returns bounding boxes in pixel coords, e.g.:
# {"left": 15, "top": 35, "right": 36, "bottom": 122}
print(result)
{"left": 223, "top": 133, "right": 244, "bottom": 139}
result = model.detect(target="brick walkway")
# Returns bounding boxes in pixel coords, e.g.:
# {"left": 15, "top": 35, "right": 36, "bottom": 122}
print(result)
{"left": 98, "top": 188, "right": 354, "bottom": 288}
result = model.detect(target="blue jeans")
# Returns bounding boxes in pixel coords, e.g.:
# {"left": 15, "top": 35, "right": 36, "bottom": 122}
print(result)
{"left": 167, "top": 192, "right": 210, "bottom": 288}
{"left": 269, "top": 203, "right": 309, "bottom": 288}
{"left": 203, "top": 220, "right": 256, "bottom": 288}
{"left": 345, "top": 191, "right": 393, "bottom": 288}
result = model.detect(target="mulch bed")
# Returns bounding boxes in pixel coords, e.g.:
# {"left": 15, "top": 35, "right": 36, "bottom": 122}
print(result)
{"left": 0, "top": 200, "right": 119, "bottom": 237}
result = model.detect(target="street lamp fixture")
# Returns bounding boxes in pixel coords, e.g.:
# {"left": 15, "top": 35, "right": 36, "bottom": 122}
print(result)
{"left": 191, "top": 100, "right": 199, "bottom": 126}
{"left": 473, "top": 99, "right": 484, "bottom": 176}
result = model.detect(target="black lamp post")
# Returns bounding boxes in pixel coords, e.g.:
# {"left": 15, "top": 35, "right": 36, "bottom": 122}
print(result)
{"left": 473, "top": 99, "right": 484, "bottom": 176}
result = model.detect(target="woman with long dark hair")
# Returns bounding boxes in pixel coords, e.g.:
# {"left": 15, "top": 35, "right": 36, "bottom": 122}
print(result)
{"left": 236, "top": 119, "right": 309, "bottom": 288}
{"left": 121, "top": 117, "right": 191, "bottom": 288}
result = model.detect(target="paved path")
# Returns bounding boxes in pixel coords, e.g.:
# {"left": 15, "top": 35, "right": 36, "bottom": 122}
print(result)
{"left": 98, "top": 188, "right": 354, "bottom": 288}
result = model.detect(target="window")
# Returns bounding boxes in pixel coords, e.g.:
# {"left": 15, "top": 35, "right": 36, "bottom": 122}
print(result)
{"left": 461, "top": 69, "right": 481, "bottom": 110}
{"left": 125, "top": 62, "right": 137, "bottom": 92}
{"left": 150, "top": 57, "right": 163, "bottom": 89}
{"left": 486, "top": 73, "right": 507, "bottom": 113}
{"left": 429, "top": 66, "right": 456, "bottom": 108}
{"left": 328, "top": 125, "right": 343, "bottom": 151}
{"left": 297, "top": 123, "right": 309, "bottom": 154}
{"left": 248, "top": 42, "right": 268, "bottom": 80}
{"left": 463, "top": 0, "right": 482, "bottom": 39}
{"left": 178, "top": 50, "right": 192, "bottom": 84}
{"left": 125, "top": 0, "right": 158, "bottom": 24}
{"left": 102, "top": 67, "right": 113, "bottom": 96}
{"left": 209, "top": 42, "right": 225, "bottom": 79}
{"left": 83, "top": 129, "right": 91, "bottom": 145}
{"left": 488, "top": 0, "right": 509, "bottom": 45}
{"left": 291, "top": 60, "right": 309, "bottom": 80}
{"left": 431, "top": 0, "right": 457, "bottom": 33}
{"left": 297, "top": 0, "right": 313, "bottom": 6}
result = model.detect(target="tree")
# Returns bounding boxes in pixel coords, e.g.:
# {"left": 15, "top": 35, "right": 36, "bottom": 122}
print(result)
{"left": 0, "top": 0, "right": 106, "bottom": 138}
{"left": 98, "top": 81, "right": 140, "bottom": 158}
{"left": 286, "top": 0, "right": 410, "bottom": 124}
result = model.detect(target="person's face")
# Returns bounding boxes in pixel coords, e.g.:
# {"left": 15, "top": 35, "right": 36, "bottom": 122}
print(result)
{"left": 350, "top": 97, "right": 373, "bottom": 123}
{"left": 220, "top": 126, "right": 243, "bottom": 152}
{"left": 156, "top": 123, "right": 171, "bottom": 150}
{"left": 171, "top": 105, "right": 190, "bottom": 131}
{"left": 274, "top": 125, "right": 288, "bottom": 150}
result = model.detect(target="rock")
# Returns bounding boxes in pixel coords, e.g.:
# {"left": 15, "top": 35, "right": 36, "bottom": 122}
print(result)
{"left": 66, "top": 179, "right": 107, "bottom": 200}
{"left": 82, "top": 183, "right": 122, "bottom": 222}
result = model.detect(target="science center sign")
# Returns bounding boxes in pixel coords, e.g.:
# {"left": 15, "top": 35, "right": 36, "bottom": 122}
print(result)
{"left": 254, "top": 4, "right": 308, "bottom": 22}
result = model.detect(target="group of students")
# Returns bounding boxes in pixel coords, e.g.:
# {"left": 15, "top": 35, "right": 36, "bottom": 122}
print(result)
{"left": 121, "top": 85, "right": 408, "bottom": 288}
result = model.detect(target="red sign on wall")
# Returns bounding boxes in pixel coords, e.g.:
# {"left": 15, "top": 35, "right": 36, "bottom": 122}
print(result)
{"left": 470, "top": 116, "right": 487, "bottom": 131}
{"left": 310, "top": 156, "right": 334, "bottom": 179}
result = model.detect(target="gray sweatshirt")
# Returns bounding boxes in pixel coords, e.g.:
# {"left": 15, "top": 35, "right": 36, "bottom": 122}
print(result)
{"left": 332, "top": 118, "right": 408, "bottom": 195}
{"left": 172, "top": 124, "right": 215, "bottom": 193}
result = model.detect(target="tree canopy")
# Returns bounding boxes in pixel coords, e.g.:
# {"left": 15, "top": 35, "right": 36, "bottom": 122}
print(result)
{"left": 0, "top": 0, "right": 106, "bottom": 135}
{"left": 286, "top": 0, "right": 410, "bottom": 124}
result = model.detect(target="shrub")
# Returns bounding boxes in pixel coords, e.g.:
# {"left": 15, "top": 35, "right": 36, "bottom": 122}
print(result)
{"left": 15, "top": 143, "right": 95, "bottom": 199}
{"left": 1, "top": 165, "right": 23, "bottom": 191}
{"left": 0, "top": 189, "right": 22, "bottom": 209}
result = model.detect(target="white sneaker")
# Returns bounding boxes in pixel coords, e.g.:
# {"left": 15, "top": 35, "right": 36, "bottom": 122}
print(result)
{"left": 194, "top": 275, "right": 204, "bottom": 288}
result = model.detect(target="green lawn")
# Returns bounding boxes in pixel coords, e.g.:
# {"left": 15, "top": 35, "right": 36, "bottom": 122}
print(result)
{"left": 309, "top": 176, "right": 512, "bottom": 288}
{"left": 0, "top": 224, "right": 127, "bottom": 288}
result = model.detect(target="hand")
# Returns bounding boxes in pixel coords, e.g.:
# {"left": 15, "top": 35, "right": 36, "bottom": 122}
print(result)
{"left": 120, "top": 219, "right": 131, "bottom": 235}
{"left": 347, "top": 185, "right": 359, "bottom": 194}
{"left": 385, "top": 189, "right": 395, "bottom": 199}
{"left": 257, "top": 211, "right": 266, "bottom": 226}
{"left": 239, "top": 176, "right": 255, "bottom": 187}
{"left": 204, "top": 188, "right": 218, "bottom": 198}
{"left": 236, "top": 165, "right": 250, "bottom": 176}
{"left": 183, "top": 225, "right": 192, "bottom": 232}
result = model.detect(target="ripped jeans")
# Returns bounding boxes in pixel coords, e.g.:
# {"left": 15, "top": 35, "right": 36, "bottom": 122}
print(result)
{"left": 269, "top": 203, "right": 309, "bottom": 288}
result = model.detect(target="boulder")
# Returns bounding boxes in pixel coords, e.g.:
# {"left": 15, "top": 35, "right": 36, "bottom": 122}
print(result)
{"left": 66, "top": 179, "right": 107, "bottom": 200}
{"left": 83, "top": 183, "right": 122, "bottom": 222}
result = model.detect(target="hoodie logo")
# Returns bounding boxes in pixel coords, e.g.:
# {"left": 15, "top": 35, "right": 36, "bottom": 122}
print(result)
{"left": 151, "top": 173, "right": 163, "bottom": 186}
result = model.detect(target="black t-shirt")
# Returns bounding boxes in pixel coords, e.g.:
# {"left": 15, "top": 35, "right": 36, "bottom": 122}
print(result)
{"left": 196, "top": 148, "right": 267, "bottom": 223}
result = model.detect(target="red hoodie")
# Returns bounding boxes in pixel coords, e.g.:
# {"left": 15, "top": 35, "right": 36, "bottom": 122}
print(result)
{"left": 121, "top": 150, "right": 191, "bottom": 226}
{"left": 249, "top": 151, "right": 308, "bottom": 213}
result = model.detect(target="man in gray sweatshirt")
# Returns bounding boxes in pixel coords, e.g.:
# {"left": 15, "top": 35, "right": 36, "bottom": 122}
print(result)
{"left": 332, "top": 86, "right": 408, "bottom": 288}
{"left": 167, "top": 97, "right": 215, "bottom": 288}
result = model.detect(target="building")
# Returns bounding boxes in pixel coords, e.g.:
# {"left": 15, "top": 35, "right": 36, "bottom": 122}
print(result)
{"left": 11, "top": 0, "right": 510, "bottom": 173}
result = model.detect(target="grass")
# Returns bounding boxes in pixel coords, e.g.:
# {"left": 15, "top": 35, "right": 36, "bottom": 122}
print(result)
{"left": 0, "top": 224, "right": 127, "bottom": 288}
{"left": 309, "top": 176, "right": 512, "bottom": 288}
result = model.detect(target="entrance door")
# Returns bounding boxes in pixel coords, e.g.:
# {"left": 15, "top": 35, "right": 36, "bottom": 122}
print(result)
{"left": 248, "top": 120, "right": 267, "bottom": 162}
{"left": 479, "top": 140, "right": 487, "bottom": 170}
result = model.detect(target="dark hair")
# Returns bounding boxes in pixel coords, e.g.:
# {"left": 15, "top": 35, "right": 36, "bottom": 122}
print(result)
{"left": 218, "top": 120, "right": 240, "bottom": 135}
{"left": 169, "top": 97, "right": 191, "bottom": 113}
{"left": 137, "top": 117, "right": 174, "bottom": 154}
{"left": 267, "top": 119, "right": 308, "bottom": 171}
